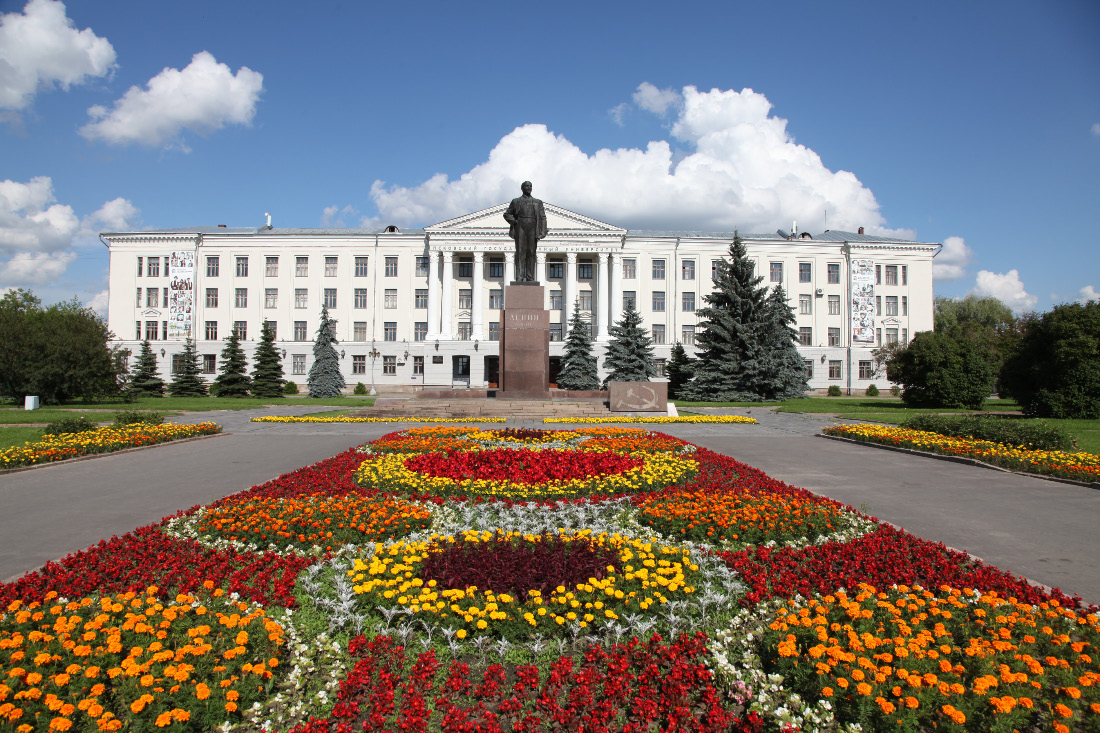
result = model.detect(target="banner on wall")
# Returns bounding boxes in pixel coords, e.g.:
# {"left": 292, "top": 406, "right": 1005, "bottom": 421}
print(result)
{"left": 850, "top": 258, "right": 875, "bottom": 343}
{"left": 168, "top": 250, "right": 195, "bottom": 339}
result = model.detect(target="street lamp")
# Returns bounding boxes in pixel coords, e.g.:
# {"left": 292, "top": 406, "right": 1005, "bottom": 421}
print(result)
{"left": 368, "top": 345, "right": 381, "bottom": 396}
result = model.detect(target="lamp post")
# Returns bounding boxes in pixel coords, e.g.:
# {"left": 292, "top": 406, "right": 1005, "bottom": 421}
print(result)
{"left": 368, "top": 345, "right": 381, "bottom": 396}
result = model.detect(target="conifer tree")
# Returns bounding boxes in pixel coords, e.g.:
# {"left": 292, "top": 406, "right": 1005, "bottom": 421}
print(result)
{"left": 251, "top": 322, "right": 286, "bottom": 398}
{"left": 168, "top": 336, "right": 208, "bottom": 397}
{"left": 130, "top": 340, "right": 165, "bottom": 396}
{"left": 308, "top": 304, "right": 345, "bottom": 397}
{"left": 666, "top": 342, "right": 696, "bottom": 400}
{"left": 602, "top": 299, "right": 655, "bottom": 387}
{"left": 556, "top": 300, "right": 600, "bottom": 390}
{"left": 214, "top": 330, "right": 251, "bottom": 397}
{"left": 760, "top": 284, "right": 809, "bottom": 399}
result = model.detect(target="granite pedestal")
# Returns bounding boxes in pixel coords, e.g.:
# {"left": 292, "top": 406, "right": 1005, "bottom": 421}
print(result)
{"left": 499, "top": 284, "right": 550, "bottom": 399}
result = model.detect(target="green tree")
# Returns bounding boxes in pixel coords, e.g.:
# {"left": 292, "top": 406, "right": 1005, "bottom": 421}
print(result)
{"left": 168, "top": 336, "right": 208, "bottom": 397}
{"left": 130, "top": 340, "right": 166, "bottom": 396}
{"left": 308, "top": 304, "right": 345, "bottom": 397}
{"left": 934, "top": 295, "right": 1020, "bottom": 381}
{"left": 999, "top": 301, "right": 1100, "bottom": 418}
{"left": 557, "top": 301, "right": 600, "bottom": 390}
{"left": 602, "top": 299, "right": 655, "bottom": 387}
{"left": 665, "top": 342, "right": 695, "bottom": 400}
{"left": 214, "top": 330, "right": 251, "bottom": 397}
{"left": 251, "top": 322, "right": 286, "bottom": 398}
{"left": 887, "top": 331, "right": 996, "bottom": 409}
{"left": 759, "top": 284, "right": 808, "bottom": 399}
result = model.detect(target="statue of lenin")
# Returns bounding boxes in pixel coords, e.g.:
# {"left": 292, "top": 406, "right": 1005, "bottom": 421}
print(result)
{"left": 503, "top": 181, "right": 548, "bottom": 282}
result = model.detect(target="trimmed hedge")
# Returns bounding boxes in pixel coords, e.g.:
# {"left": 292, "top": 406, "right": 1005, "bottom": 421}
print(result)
{"left": 900, "top": 413, "right": 1075, "bottom": 451}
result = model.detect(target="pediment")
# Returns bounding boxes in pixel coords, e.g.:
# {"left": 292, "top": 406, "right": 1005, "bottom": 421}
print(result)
{"left": 427, "top": 203, "right": 625, "bottom": 234}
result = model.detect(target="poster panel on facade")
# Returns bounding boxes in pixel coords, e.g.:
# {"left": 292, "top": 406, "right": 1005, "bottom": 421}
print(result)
{"left": 168, "top": 250, "right": 195, "bottom": 339}
{"left": 850, "top": 258, "right": 875, "bottom": 343}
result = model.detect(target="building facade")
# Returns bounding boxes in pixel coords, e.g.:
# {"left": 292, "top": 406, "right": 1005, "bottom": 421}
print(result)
{"left": 103, "top": 202, "right": 939, "bottom": 393}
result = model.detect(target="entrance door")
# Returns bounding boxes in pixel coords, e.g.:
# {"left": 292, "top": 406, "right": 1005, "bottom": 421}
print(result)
{"left": 484, "top": 356, "right": 499, "bottom": 388}
{"left": 548, "top": 356, "right": 561, "bottom": 387}
{"left": 452, "top": 355, "right": 470, "bottom": 387}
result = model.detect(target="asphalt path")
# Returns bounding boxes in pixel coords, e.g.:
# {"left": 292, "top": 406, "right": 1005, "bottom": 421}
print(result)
{"left": 1, "top": 406, "right": 1097, "bottom": 607}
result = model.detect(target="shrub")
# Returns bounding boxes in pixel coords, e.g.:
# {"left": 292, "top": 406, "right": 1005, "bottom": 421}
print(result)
{"left": 43, "top": 415, "right": 98, "bottom": 435}
{"left": 284, "top": 381, "right": 299, "bottom": 395}
{"left": 890, "top": 384, "right": 901, "bottom": 396}
{"left": 887, "top": 331, "right": 996, "bottom": 409}
{"left": 354, "top": 382, "right": 369, "bottom": 395}
{"left": 901, "top": 413, "right": 1076, "bottom": 451}
{"left": 826, "top": 385, "right": 842, "bottom": 397}
{"left": 112, "top": 409, "right": 166, "bottom": 427}
{"left": 865, "top": 384, "right": 879, "bottom": 397}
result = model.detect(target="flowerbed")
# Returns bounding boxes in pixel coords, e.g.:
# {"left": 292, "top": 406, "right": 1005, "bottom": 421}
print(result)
{"left": 1, "top": 426, "right": 1097, "bottom": 732}
{"left": 823, "top": 423, "right": 1100, "bottom": 483}
{"left": 0, "top": 423, "right": 222, "bottom": 469}
{"left": 545, "top": 415, "right": 758, "bottom": 424}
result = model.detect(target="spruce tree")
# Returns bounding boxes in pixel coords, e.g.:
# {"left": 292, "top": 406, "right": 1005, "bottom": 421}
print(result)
{"left": 760, "top": 284, "right": 808, "bottom": 399}
{"left": 602, "top": 299, "right": 656, "bottom": 387}
{"left": 556, "top": 300, "right": 600, "bottom": 390}
{"left": 214, "top": 330, "right": 251, "bottom": 397}
{"left": 130, "top": 340, "right": 166, "bottom": 396}
{"left": 168, "top": 336, "right": 208, "bottom": 397}
{"left": 681, "top": 232, "right": 770, "bottom": 401}
{"left": 666, "top": 342, "right": 696, "bottom": 400}
{"left": 308, "top": 304, "right": 345, "bottom": 397}
{"left": 251, "top": 322, "right": 286, "bottom": 398}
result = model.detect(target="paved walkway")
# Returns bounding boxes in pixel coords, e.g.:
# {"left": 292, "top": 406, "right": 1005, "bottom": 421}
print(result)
{"left": 2, "top": 406, "right": 1097, "bottom": 606}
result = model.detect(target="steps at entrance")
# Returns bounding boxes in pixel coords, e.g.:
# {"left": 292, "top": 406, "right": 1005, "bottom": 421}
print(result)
{"left": 349, "top": 399, "right": 612, "bottom": 419}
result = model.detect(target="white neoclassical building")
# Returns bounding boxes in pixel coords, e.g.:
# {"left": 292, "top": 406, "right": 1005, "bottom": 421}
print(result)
{"left": 103, "top": 202, "right": 940, "bottom": 393}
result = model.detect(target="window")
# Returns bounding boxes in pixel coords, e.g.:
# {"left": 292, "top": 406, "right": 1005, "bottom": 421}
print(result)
{"left": 295, "top": 289, "right": 307, "bottom": 308}
{"left": 875, "top": 265, "right": 881, "bottom": 285}
{"left": 623, "top": 291, "right": 636, "bottom": 310}
{"left": 457, "top": 289, "right": 472, "bottom": 309}
{"left": 548, "top": 261, "right": 563, "bottom": 279}
{"left": 682, "top": 260, "right": 695, "bottom": 280}
{"left": 162, "top": 288, "right": 168, "bottom": 307}
{"left": 829, "top": 360, "right": 842, "bottom": 379}
{"left": 902, "top": 328, "right": 908, "bottom": 344}
{"left": 162, "top": 321, "right": 168, "bottom": 341}
{"left": 799, "top": 294, "right": 812, "bottom": 315}
{"left": 682, "top": 292, "right": 695, "bottom": 312}
{"left": 325, "top": 256, "right": 338, "bottom": 277}
{"left": 414, "top": 322, "right": 427, "bottom": 341}
{"left": 577, "top": 260, "right": 593, "bottom": 279}
{"left": 385, "top": 289, "right": 398, "bottom": 309}
{"left": 294, "top": 321, "right": 307, "bottom": 341}
{"left": 324, "top": 289, "right": 337, "bottom": 308}
{"left": 206, "top": 288, "right": 218, "bottom": 307}
{"left": 654, "top": 358, "right": 667, "bottom": 377}
{"left": 205, "top": 321, "right": 217, "bottom": 340}
{"left": 412, "top": 355, "right": 424, "bottom": 375}
{"left": 885, "top": 265, "right": 898, "bottom": 285}
{"left": 146, "top": 289, "right": 157, "bottom": 307}
{"left": 827, "top": 263, "right": 840, "bottom": 284}
{"left": 235, "top": 288, "right": 247, "bottom": 308}
{"left": 652, "top": 259, "right": 665, "bottom": 279}
{"left": 875, "top": 296, "right": 882, "bottom": 316}
{"left": 488, "top": 258, "right": 503, "bottom": 278}
{"left": 383, "top": 356, "right": 396, "bottom": 375}
{"left": 352, "top": 355, "right": 366, "bottom": 374}
{"left": 886, "top": 328, "right": 899, "bottom": 345}
{"left": 798, "top": 327, "right": 812, "bottom": 346}
{"left": 489, "top": 290, "right": 503, "bottom": 309}
{"left": 902, "top": 296, "right": 908, "bottom": 316}
{"left": 415, "top": 289, "right": 428, "bottom": 308}
{"left": 886, "top": 296, "right": 898, "bottom": 316}
{"left": 235, "top": 257, "right": 247, "bottom": 277}
{"left": 902, "top": 265, "right": 908, "bottom": 285}
{"left": 651, "top": 324, "right": 666, "bottom": 344}
{"left": 457, "top": 322, "right": 472, "bottom": 340}
{"left": 353, "top": 322, "right": 367, "bottom": 341}
{"left": 488, "top": 322, "right": 500, "bottom": 341}
{"left": 549, "top": 291, "right": 563, "bottom": 310}
{"left": 203, "top": 354, "right": 217, "bottom": 374}
{"left": 206, "top": 256, "right": 219, "bottom": 277}
{"left": 770, "top": 262, "right": 783, "bottom": 282}
{"left": 264, "top": 320, "right": 277, "bottom": 339}
{"left": 296, "top": 257, "right": 308, "bottom": 277}
{"left": 799, "top": 262, "right": 811, "bottom": 283}
{"left": 384, "top": 322, "right": 397, "bottom": 341}
{"left": 623, "top": 258, "right": 636, "bottom": 279}
{"left": 652, "top": 291, "right": 665, "bottom": 312}
{"left": 168, "top": 353, "right": 181, "bottom": 375}
{"left": 355, "top": 288, "right": 368, "bottom": 308}
{"left": 414, "top": 256, "right": 428, "bottom": 277}
{"left": 385, "top": 256, "right": 398, "bottom": 276}
{"left": 828, "top": 295, "right": 841, "bottom": 315}
{"left": 578, "top": 291, "right": 592, "bottom": 311}
{"left": 876, "top": 328, "right": 882, "bottom": 346}
{"left": 292, "top": 354, "right": 306, "bottom": 375}
{"left": 266, "top": 256, "right": 279, "bottom": 277}
{"left": 682, "top": 325, "right": 696, "bottom": 345}
{"left": 137, "top": 257, "right": 143, "bottom": 277}
{"left": 136, "top": 287, "right": 142, "bottom": 306}
{"left": 233, "top": 321, "right": 247, "bottom": 340}
{"left": 135, "top": 321, "right": 141, "bottom": 339}
{"left": 828, "top": 327, "right": 841, "bottom": 347}
{"left": 457, "top": 259, "right": 473, "bottom": 278}
{"left": 356, "top": 256, "right": 369, "bottom": 277}
{"left": 803, "top": 359, "right": 814, "bottom": 379}
{"left": 859, "top": 360, "right": 873, "bottom": 379}
{"left": 549, "top": 323, "right": 563, "bottom": 341}
{"left": 148, "top": 258, "right": 160, "bottom": 277}
{"left": 265, "top": 289, "right": 277, "bottom": 308}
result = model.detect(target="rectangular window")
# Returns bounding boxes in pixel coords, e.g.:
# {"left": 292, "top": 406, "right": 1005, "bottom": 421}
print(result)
{"left": 295, "top": 289, "right": 307, "bottom": 308}
{"left": 549, "top": 291, "right": 563, "bottom": 310}
{"left": 803, "top": 359, "right": 813, "bottom": 379}
{"left": 623, "top": 258, "right": 636, "bottom": 279}
{"left": 859, "top": 360, "right": 873, "bottom": 379}
{"left": 265, "top": 289, "right": 277, "bottom": 308}
{"left": 384, "top": 289, "right": 397, "bottom": 309}
{"left": 137, "top": 256, "right": 143, "bottom": 277}
{"left": 623, "top": 290, "right": 636, "bottom": 310}
{"left": 292, "top": 354, "right": 306, "bottom": 375}
{"left": 352, "top": 355, "right": 366, "bottom": 374}
{"left": 902, "top": 265, "right": 908, "bottom": 285}
{"left": 578, "top": 291, "right": 592, "bottom": 311}
{"left": 489, "top": 290, "right": 503, "bottom": 309}
{"left": 415, "top": 289, "right": 428, "bottom": 309}
{"left": 206, "top": 288, "right": 218, "bottom": 307}
{"left": 325, "top": 256, "right": 338, "bottom": 277}
{"left": 162, "top": 288, "right": 168, "bottom": 308}
{"left": 350, "top": 256, "right": 366, "bottom": 277}
{"left": 457, "top": 322, "right": 472, "bottom": 340}
{"left": 266, "top": 256, "right": 279, "bottom": 277}
{"left": 799, "top": 262, "right": 811, "bottom": 283}
{"left": 353, "top": 322, "right": 367, "bottom": 341}
{"left": 235, "top": 288, "right": 247, "bottom": 308}
{"left": 886, "top": 296, "right": 898, "bottom": 316}
{"left": 414, "top": 256, "right": 428, "bottom": 277}
{"left": 412, "top": 355, "right": 424, "bottom": 375}
{"left": 577, "top": 260, "right": 593, "bottom": 279}
{"left": 682, "top": 260, "right": 695, "bottom": 280}
{"left": 886, "top": 328, "right": 899, "bottom": 345}
{"left": 171, "top": 354, "right": 184, "bottom": 374}
{"left": 549, "top": 323, "right": 563, "bottom": 341}
{"left": 828, "top": 295, "right": 841, "bottom": 315}
{"left": 885, "top": 265, "right": 898, "bottom": 285}
{"left": 205, "top": 321, "right": 217, "bottom": 340}
{"left": 877, "top": 327, "right": 882, "bottom": 346}
{"left": 652, "top": 291, "right": 665, "bottom": 312}
{"left": 902, "top": 296, "right": 908, "bottom": 316}
{"left": 296, "top": 256, "right": 308, "bottom": 277}
{"left": 383, "top": 355, "right": 396, "bottom": 375}
{"left": 294, "top": 321, "right": 307, "bottom": 341}
{"left": 203, "top": 354, "right": 217, "bottom": 374}
{"left": 770, "top": 262, "right": 783, "bottom": 283}
{"left": 828, "top": 327, "right": 841, "bottom": 347}
{"left": 548, "top": 261, "right": 564, "bottom": 279}
{"left": 798, "top": 327, "right": 812, "bottom": 346}
{"left": 264, "top": 320, "right": 277, "bottom": 340}
{"left": 682, "top": 324, "right": 696, "bottom": 345}
{"left": 488, "top": 257, "right": 504, "bottom": 278}
{"left": 354, "top": 288, "right": 368, "bottom": 308}
{"left": 488, "top": 322, "right": 500, "bottom": 341}
{"left": 146, "top": 289, "right": 157, "bottom": 307}
{"left": 682, "top": 291, "right": 695, "bottom": 312}
{"left": 457, "top": 289, "right": 472, "bottom": 309}
{"left": 875, "top": 265, "right": 881, "bottom": 285}
{"left": 235, "top": 257, "right": 247, "bottom": 277}
{"left": 233, "top": 321, "right": 246, "bottom": 340}
{"left": 457, "top": 259, "right": 473, "bottom": 278}
{"left": 136, "top": 287, "right": 142, "bottom": 306}
{"left": 384, "top": 322, "right": 397, "bottom": 341}
{"left": 652, "top": 259, "right": 665, "bottom": 279}
{"left": 827, "top": 263, "right": 840, "bottom": 284}
{"left": 799, "top": 294, "right": 812, "bottom": 314}
{"left": 162, "top": 320, "right": 168, "bottom": 340}
{"left": 148, "top": 258, "right": 160, "bottom": 277}
{"left": 206, "top": 256, "right": 219, "bottom": 277}
{"left": 651, "top": 324, "right": 666, "bottom": 344}
{"left": 876, "top": 296, "right": 882, "bottom": 316}
{"left": 324, "top": 288, "right": 337, "bottom": 308}
{"left": 829, "top": 360, "right": 842, "bottom": 379}
{"left": 414, "top": 322, "right": 427, "bottom": 341}
{"left": 902, "top": 328, "right": 908, "bottom": 344}
{"left": 385, "top": 256, "right": 398, "bottom": 276}
{"left": 135, "top": 321, "right": 141, "bottom": 339}
{"left": 654, "top": 358, "right": 667, "bottom": 377}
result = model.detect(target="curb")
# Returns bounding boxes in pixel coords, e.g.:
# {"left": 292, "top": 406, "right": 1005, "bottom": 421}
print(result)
{"left": 817, "top": 433, "right": 1100, "bottom": 491}
{"left": 0, "top": 432, "right": 227, "bottom": 476}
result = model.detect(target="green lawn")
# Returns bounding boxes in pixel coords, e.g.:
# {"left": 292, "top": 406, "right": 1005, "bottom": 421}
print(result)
{"left": 0, "top": 395, "right": 376, "bottom": 415}
{"left": 0, "top": 427, "right": 46, "bottom": 450}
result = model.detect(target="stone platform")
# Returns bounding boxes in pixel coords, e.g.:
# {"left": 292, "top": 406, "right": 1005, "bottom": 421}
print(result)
{"left": 348, "top": 398, "right": 611, "bottom": 419}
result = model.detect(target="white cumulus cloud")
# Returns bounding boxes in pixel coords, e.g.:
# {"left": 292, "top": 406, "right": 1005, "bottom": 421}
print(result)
{"left": 0, "top": 176, "right": 79, "bottom": 253}
{"left": 0, "top": 0, "right": 115, "bottom": 112}
{"left": 933, "top": 235, "right": 972, "bottom": 281}
{"left": 82, "top": 197, "right": 140, "bottom": 232}
{"left": 0, "top": 249, "right": 77, "bottom": 285}
{"left": 971, "top": 270, "right": 1038, "bottom": 313}
{"left": 80, "top": 51, "right": 263, "bottom": 149}
{"left": 321, "top": 204, "right": 358, "bottom": 228}
{"left": 86, "top": 288, "right": 109, "bottom": 315}
{"left": 369, "top": 85, "right": 909, "bottom": 236}
{"left": 1078, "top": 285, "right": 1099, "bottom": 303}
{"left": 632, "top": 82, "right": 681, "bottom": 116}
{"left": 1092, "top": 122, "right": 1100, "bottom": 136}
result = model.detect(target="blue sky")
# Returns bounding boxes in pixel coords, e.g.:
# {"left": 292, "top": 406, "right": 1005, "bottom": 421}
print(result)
{"left": 2, "top": 0, "right": 1098, "bottom": 316}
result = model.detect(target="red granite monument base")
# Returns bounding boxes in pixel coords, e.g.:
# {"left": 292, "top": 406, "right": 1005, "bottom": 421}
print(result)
{"left": 499, "top": 284, "right": 550, "bottom": 399}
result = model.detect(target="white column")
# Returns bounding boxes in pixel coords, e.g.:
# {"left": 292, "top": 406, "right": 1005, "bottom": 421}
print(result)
{"left": 426, "top": 250, "right": 440, "bottom": 339}
{"left": 565, "top": 252, "right": 578, "bottom": 312}
{"left": 609, "top": 252, "right": 622, "bottom": 335}
{"left": 597, "top": 251, "right": 610, "bottom": 341}
{"left": 505, "top": 251, "right": 516, "bottom": 285}
{"left": 536, "top": 251, "right": 548, "bottom": 308}
{"left": 440, "top": 252, "right": 453, "bottom": 339}
{"left": 471, "top": 251, "right": 484, "bottom": 340}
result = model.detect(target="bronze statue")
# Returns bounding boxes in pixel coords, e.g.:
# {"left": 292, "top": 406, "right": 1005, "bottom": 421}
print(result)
{"left": 503, "top": 180, "right": 548, "bottom": 282}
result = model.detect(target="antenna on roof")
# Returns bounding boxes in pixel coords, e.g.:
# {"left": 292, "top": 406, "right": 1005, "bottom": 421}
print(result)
{"left": 264, "top": 212, "right": 272, "bottom": 229}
